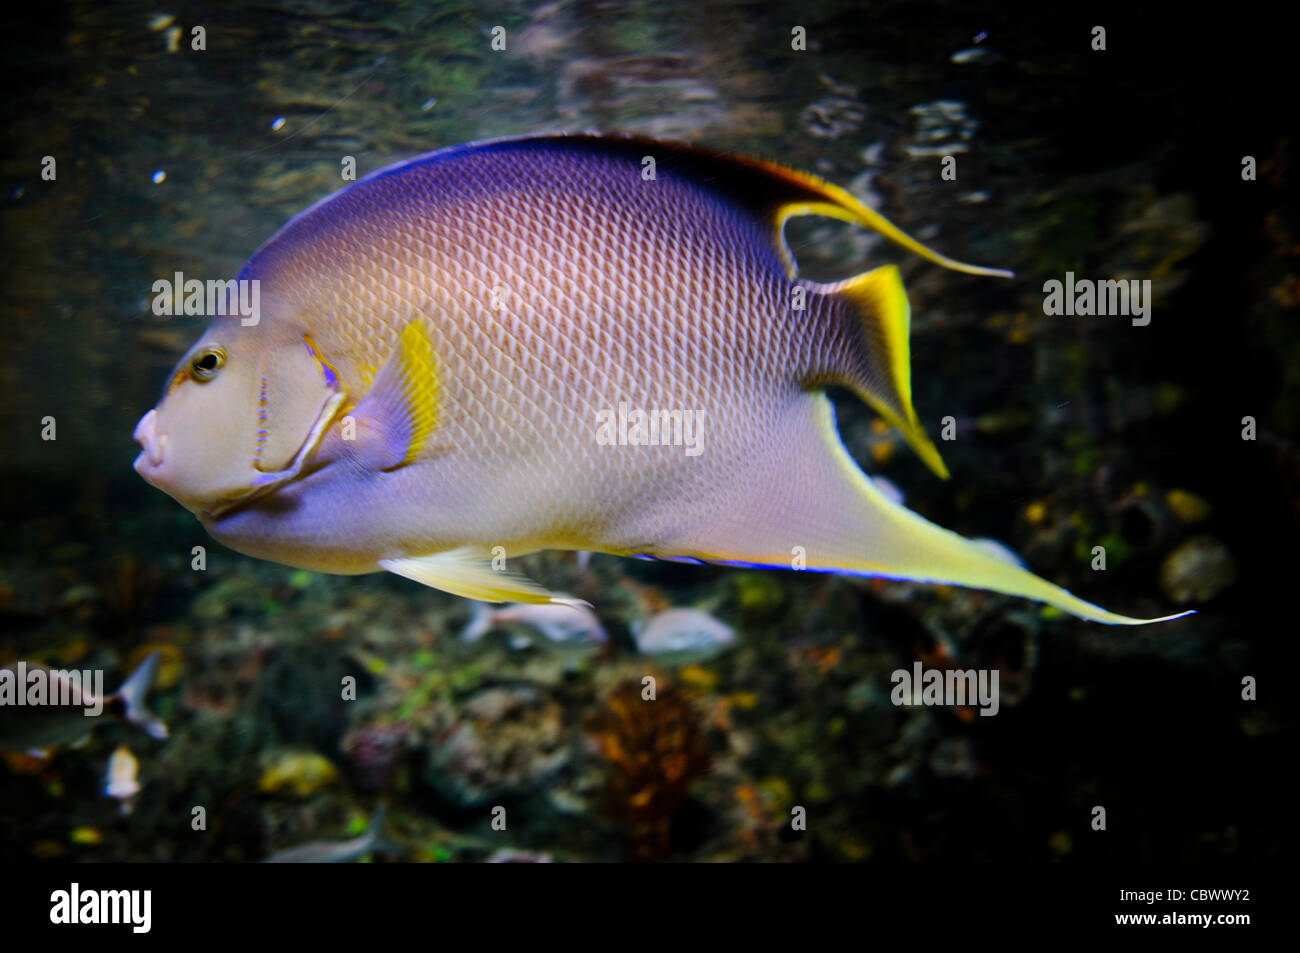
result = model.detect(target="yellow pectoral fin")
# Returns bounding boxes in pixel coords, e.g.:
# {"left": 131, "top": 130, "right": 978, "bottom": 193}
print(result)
{"left": 380, "top": 548, "right": 591, "bottom": 607}
{"left": 349, "top": 319, "right": 441, "bottom": 472}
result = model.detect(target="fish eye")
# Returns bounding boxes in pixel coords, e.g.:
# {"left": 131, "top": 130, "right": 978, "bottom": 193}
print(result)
{"left": 189, "top": 345, "right": 226, "bottom": 382}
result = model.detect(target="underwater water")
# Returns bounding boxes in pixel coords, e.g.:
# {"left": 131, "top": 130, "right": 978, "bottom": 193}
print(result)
{"left": 0, "top": 0, "right": 1294, "bottom": 883}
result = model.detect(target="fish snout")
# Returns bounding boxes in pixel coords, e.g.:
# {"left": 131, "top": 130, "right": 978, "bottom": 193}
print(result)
{"left": 132, "top": 409, "right": 167, "bottom": 476}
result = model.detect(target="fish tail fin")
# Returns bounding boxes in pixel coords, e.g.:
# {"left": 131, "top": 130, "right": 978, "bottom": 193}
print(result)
{"left": 821, "top": 264, "right": 950, "bottom": 478}
{"left": 672, "top": 394, "right": 1192, "bottom": 626}
{"left": 117, "top": 651, "right": 169, "bottom": 740}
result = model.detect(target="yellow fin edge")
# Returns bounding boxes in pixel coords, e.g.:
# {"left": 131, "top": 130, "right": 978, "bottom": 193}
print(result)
{"left": 394, "top": 320, "right": 440, "bottom": 467}
{"left": 836, "top": 265, "right": 950, "bottom": 479}
{"left": 812, "top": 399, "right": 1194, "bottom": 625}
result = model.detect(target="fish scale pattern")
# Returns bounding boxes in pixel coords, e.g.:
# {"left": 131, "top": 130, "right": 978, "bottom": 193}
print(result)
{"left": 239, "top": 138, "right": 857, "bottom": 548}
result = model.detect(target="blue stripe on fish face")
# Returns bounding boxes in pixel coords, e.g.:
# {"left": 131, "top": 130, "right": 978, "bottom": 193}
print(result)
{"left": 252, "top": 376, "right": 269, "bottom": 465}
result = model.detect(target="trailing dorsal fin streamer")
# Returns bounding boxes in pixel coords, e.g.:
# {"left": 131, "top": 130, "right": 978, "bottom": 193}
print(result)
{"left": 533, "top": 135, "right": 1015, "bottom": 280}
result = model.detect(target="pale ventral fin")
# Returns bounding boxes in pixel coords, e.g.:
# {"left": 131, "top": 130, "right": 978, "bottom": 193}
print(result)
{"left": 380, "top": 547, "right": 591, "bottom": 607}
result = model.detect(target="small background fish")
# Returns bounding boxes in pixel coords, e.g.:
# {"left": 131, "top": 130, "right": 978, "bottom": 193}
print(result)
{"left": 633, "top": 607, "right": 736, "bottom": 663}
{"left": 0, "top": 653, "right": 167, "bottom": 755}
{"left": 262, "top": 808, "right": 395, "bottom": 863}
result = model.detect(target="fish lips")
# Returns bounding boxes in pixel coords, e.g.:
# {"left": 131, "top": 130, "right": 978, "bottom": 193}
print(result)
{"left": 132, "top": 409, "right": 166, "bottom": 474}
{"left": 132, "top": 408, "right": 199, "bottom": 509}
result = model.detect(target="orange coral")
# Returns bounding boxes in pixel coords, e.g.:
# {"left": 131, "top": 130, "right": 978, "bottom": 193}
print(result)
{"left": 586, "top": 679, "right": 712, "bottom": 861}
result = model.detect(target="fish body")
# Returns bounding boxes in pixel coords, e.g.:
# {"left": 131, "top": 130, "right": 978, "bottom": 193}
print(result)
{"left": 133, "top": 134, "right": 1189, "bottom": 626}
{"left": 633, "top": 607, "right": 736, "bottom": 662}
{"left": 262, "top": 808, "right": 393, "bottom": 863}
{"left": 0, "top": 652, "right": 168, "bottom": 754}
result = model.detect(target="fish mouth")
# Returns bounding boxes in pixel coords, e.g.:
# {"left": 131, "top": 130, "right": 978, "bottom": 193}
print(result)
{"left": 132, "top": 409, "right": 166, "bottom": 472}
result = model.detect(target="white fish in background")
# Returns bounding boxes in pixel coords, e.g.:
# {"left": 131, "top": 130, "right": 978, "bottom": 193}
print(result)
{"left": 950, "top": 47, "right": 1003, "bottom": 65}
{"left": 632, "top": 607, "right": 736, "bottom": 662}
{"left": 262, "top": 808, "right": 395, "bottom": 863}
{"left": 104, "top": 745, "right": 140, "bottom": 815}
{"left": 462, "top": 600, "right": 608, "bottom": 654}
{"left": 486, "top": 848, "right": 553, "bottom": 863}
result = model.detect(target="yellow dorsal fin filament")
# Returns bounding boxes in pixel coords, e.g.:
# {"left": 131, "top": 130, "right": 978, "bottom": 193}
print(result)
{"left": 830, "top": 265, "right": 950, "bottom": 479}
{"left": 767, "top": 165, "right": 1014, "bottom": 279}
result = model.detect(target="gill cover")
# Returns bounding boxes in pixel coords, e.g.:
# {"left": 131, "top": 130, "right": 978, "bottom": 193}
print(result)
{"left": 254, "top": 336, "right": 344, "bottom": 478}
